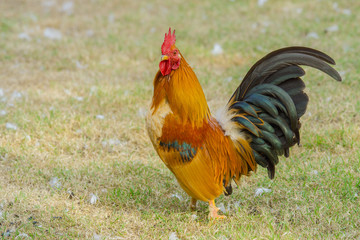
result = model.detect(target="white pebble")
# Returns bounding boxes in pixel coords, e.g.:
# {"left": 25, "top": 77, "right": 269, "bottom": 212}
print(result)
{"left": 28, "top": 13, "right": 37, "bottom": 22}
{"left": 211, "top": 43, "right": 223, "bottom": 55}
{"left": 306, "top": 32, "right": 319, "bottom": 39}
{"left": 218, "top": 202, "right": 226, "bottom": 213}
{"left": 224, "top": 76, "right": 233, "bottom": 82}
{"left": 295, "top": 8, "right": 303, "bottom": 14}
{"left": 6, "top": 123, "right": 17, "bottom": 130}
{"left": 108, "top": 14, "right": 115, "bottom": 23}
{"left": 251, "top": 23, "right": 258, "bottom": 30}
{"left": 169, "top": 232, "right": 179, "bottom": 240}
{"left": 96, "top": 115, "right": 105, "bottom": 120}
{"left": 11, "top": 91, "right": 22, "bottom": 100}
{"left": 325, "top": 25, "right": 339, "bottom": 33}
{"left": 0, "top": 110, "right": 6, "bottom": 116}
{"left": 93, "top": 233, "right": 101, "bottom": 240}
{"left": 254, "top": 187, "right": 271, "bottom": 197}
{"left": 89, "top": 86, "right": 97, "bottom": 96}
{"left": 44, "top": 28, "right": 62, "bottom": 40}
{"left": 86, "top": 29, "right": 94, "bottom": 37}
{"left": 311, "top": 170, "right": 318, "bottom": 175}
{"left": 49, "top": 177, "right": 61, "bottom": 189}
{"left": 258, "top": 0, "right": 268, "bottom": 7}
{"left": 256, "top": 45, "right": 264, "bottom": 51}
{"left": 75, "top": 61, "right": 87, "bottom": 69}
{"left": 170, "top": 193, "right": 183, "bottom": 201}
{"left": 262, "top": 20, "right": 271, "bottom": 27}
{"left": 61, "top": 1, "right": 74, "bottom": 15}
{"left": 123, "top": 90, "right": 129, "bottom": 97}
{"left": 191, "top": 214, "right": 198, "bottom": 220}
{"left": 75, "top": 96, "right": 83, "bottom": 101}
{"left": 90, "top": 193, "right": 98, "bottom": 204}
{"left": 342, "top": 9, "right": 351, "bottom": 15}
{"left": 108, "top": 138, "right": 122, "bottom": 146}
{"left": 18, "top": 32, "right": 31, "bottom": 41}
{"left": 332, "top": 2, "right": 339, "bottom": 10}
{"left": 42, "top": 0, "right": 56, "bottom": 8}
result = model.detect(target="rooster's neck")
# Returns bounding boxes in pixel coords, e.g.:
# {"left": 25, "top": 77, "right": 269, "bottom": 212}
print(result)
{"left": 151, "top": 56, "right": 210, "bottom": 126}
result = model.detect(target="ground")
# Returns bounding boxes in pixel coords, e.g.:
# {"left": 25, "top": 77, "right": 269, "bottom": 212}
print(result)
{"left": 0, "top": 0, "right": 359, "bottom": 239}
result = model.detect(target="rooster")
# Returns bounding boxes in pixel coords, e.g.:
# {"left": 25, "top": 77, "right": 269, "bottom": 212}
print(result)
{"left": 146, "top": 28, "right": 341, "bottom": 219}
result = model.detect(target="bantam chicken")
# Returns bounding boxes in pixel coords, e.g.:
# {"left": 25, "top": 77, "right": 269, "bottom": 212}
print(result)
{"left": 146, "top": 28, "right": 341, "bottom": 219}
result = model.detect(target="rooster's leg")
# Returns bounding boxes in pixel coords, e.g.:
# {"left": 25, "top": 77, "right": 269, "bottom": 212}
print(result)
{"left": 208, "top": 200, "right": 226, "bottom": 219}
{"left": 190, "top": 198, "right": 197, "bottom": 211}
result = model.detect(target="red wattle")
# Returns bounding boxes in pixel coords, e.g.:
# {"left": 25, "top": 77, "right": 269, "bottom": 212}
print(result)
{"left": 159, "top": 60, "right": 171, "bottom": 76}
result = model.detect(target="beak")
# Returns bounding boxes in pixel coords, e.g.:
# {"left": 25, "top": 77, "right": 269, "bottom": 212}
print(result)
{"left": 161, "top": 55, "right": 169, "bottom": 61}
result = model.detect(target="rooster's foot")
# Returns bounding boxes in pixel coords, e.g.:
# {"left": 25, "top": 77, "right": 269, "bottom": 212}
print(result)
{"left": 208, "top": 200, "right": 226, "bottom": 219}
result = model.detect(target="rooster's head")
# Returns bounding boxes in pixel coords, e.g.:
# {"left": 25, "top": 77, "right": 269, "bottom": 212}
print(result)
{"left": 159, "top": 28, "right": 181, "bottom": 76}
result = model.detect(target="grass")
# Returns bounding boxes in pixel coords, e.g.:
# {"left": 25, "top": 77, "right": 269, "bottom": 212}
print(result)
{"left": 0, "top": 0, "right": 359, "bottom": 239}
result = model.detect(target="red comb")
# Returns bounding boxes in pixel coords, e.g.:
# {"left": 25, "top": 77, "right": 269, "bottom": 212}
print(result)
{"left": 161, "top": 28, "right": 176, "bottom": 54}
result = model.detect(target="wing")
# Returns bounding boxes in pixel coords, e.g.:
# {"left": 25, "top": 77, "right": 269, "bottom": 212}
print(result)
{"left": 156, "top": 113, "right": 207, "bottom": 168}
{"left": 155, "top": 115, "right": 255, "bottom": 200}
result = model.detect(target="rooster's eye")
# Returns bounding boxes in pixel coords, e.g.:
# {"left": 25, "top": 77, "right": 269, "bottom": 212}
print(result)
{"left": 173, "top": 51, "right": 177, "bottom": 55}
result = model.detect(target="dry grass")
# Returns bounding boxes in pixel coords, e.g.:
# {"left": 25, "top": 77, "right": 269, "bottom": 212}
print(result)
{"left": 0, "top": 0, "right": 359, "bottom": 239}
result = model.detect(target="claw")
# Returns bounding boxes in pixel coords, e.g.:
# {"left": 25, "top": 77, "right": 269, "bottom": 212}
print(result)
{"left": 208, "top": 200, "right": 226, "bottom": 219}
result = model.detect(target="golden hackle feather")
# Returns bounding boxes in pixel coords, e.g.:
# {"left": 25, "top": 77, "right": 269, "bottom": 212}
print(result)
{"left": 151, "top": 53, "right": 210, "bottom": 127}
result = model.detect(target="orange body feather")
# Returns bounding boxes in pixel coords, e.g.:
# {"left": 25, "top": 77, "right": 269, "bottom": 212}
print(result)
{"left": 146, "top": 56, "right": 256, "bottom": 202}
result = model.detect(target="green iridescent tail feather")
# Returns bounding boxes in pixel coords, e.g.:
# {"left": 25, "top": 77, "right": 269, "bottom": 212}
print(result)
{"left": 229, "top": 47, "right": 341, "bottom": 179}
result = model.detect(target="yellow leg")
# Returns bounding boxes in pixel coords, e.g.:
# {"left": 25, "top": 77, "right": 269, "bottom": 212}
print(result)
{"left": 190, "top": 198, "right": 197, "bottom": 211}
{"left": 208, "top": 200, "right": 226, "bottom": 219}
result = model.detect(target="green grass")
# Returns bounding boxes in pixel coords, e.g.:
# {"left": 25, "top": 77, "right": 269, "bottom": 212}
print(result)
{"left": 0, "top": 0, "right": 359, "bottom": 239}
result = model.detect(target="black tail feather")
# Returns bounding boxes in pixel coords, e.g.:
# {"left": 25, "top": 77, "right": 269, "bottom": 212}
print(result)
{"left": 229, "top": 47, "right": 341, "bottom": 179}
